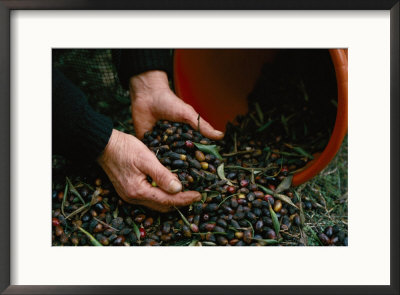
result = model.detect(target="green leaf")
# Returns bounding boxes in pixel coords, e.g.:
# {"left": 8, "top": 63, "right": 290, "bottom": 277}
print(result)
{"left": 268, "top": 202, "right": 280, "bottom": 236}
{"left": 132, "top": 221, "right": 141, "bottom": 241}
{"left": 202, "top": 241, "right": 217, "bottom": 246}
{"left": 292, "top": 146, "right": 314, "bottom": 159}
{"left": 257, "top": 184, "right": 274, "bottom": 195}
{"left": 217, "top": 164, "right": 233, "bottom": 185}
{"left": 194, "top": 143, "right": 223, "bottom": 160}
{"left": 113, "top": 206, "right": 119, "bottom": 219}
{"left": 274, "top": 194, "right": 299, "bottom": 210}
{"left": 293, "top": 189, "right": 305, "bottom": 226}
{"left": 201, "top": 192, "right": 207, "bottom": 203}
{"left": 61, "top": 179, "right": 69, "bottom": 217}
{"left": 189, "top": 239, "right": 198, "bottom": 246}
{"left": 275, "top": 175, "right": 293, "bottom": 194}
{"left": 245, "top": 219, "right": 254, "bottom": 237}
{"left": 66, "top": 177, "right": 85, "bottom": 204}
{"left": 175, "top": 207, "right": 191, "bottom": 227}
{"left": 78, "top": 227, "right": 102, "bottom": 246}
{"left": 256, "top": 120, "right": 274, "bottom": 133}
{"left": 252, "top": 238, "right": 279, "bottom": 245}
{"left": 217, "top": 193, "right": 238, "bottom": 208}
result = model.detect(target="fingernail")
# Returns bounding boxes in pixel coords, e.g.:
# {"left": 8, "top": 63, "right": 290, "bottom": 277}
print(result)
{"left": 168, "top": 179, "right": 182, "bottom": 193}
{"left": 215, "top": 130, "right": 224, "bottom": 136}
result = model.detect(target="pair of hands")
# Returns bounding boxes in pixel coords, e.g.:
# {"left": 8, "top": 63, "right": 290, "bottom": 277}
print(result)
{"left": 97, "top": 71, "right": 224, "bottom": 212}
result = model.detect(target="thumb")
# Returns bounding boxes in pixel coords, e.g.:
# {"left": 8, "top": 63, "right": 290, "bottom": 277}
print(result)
{"left": 138, "top": 147, "right": 183, "bottom": 194}
{"left": 150, "top": 165, "right": 183, "bottom": 194}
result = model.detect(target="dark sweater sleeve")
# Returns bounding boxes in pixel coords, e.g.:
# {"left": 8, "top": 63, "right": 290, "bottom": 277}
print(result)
{"left": 52, "top": 67, "right": 113, "bottom": 162}
{"left": 112, "top": 49, "right": 172, "bottom": 90}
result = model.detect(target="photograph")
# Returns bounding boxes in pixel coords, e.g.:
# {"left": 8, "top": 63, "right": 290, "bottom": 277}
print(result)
{"left": 52, "top": 48, "right": 348, "bottom": 247}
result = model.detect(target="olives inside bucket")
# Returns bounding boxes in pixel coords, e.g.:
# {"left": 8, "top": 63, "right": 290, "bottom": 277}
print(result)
{"left": 173, "top": 49, "right": 348, "bottom": 186}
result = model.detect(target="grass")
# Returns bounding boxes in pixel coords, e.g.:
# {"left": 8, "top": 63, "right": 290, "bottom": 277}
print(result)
{"left": 298, "top": 135, "right": 348, "bottom": 245}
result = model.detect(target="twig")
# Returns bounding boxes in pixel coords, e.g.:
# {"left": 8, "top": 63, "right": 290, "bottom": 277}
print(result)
{"left": 61, "top": 179, "right": 69, "bottom": 217}
{"left": 93, "top": 217, "right": 119, "bottom": 232}
{"left": 222, "top": 149, "right": 254, "bottom": 157}
{"left": 65, "top": 203, "right": 91, "bottom": 220}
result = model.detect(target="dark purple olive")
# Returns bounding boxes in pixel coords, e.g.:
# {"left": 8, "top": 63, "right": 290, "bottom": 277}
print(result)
{"left": 324, "top": 226, "right": 334, "bottom": 238}
{"left": 318, "top": 233, "right": 330, "bottom": 246}
{"left": 252, "top": 199, "right": 263, "bottom": 208}
{"left": 172, "top": 159, "right": 186, "bottom": 168}
{"left": 216, "top": 219, "right": 227, "bottom": 228}
{"left": 112, "top": 235, "right": 126, "bottom": 246}
{"left": 266, "top": 229, "right": 276, "bottom": 239}
{"left": 330, "top": 236, "right": 339, "bottom": 245}
{"left": 206, "top": 203, "right": 218, "bottom": 212}
{"left": 243, "top": 230, "right": 252, "bottom": 244}
{"left": 94, "top": 203, "right": 105, "bottom": 213}
{"left": 216, "top": 236, "right": 228, "bottom": 246}
{"left": 182, "top": 225, "right": 192, "bottom": 238}
{"left": 255, "top": 220, "right": 264, "bottom": 232}
{"left": 246, "top": 192, "right": 256, "bottom": 202}
{"left": 162, "top": 222, "right": 171, "bottom": 234}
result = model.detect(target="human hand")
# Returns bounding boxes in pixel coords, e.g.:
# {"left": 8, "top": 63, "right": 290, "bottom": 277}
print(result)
{"left": 97, "top": 129, "right": 202, "bottom": 212}
{"left": 129, "top": 70, "right": 225, "bottom": 140}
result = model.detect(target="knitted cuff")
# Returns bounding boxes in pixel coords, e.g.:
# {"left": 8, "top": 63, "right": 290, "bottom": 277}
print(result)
{"left": 113, "top": 49, "right": 172, "bottom": 90}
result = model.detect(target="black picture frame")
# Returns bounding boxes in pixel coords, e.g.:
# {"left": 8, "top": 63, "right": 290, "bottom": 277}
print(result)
{"left": 1, "top": 1, "right": 399, "bottom": 294}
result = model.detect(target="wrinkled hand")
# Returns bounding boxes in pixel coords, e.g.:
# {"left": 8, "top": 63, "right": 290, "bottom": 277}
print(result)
{"left": 129, "top": 70, "right": 225, "bottom": 140}
{"left": 97, "top": 129, "right": 202, "bottom": 212}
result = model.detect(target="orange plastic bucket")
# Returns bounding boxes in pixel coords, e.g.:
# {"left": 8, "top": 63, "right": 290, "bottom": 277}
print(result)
{"left": 174, "top": 49, "right": 348, "bottom": 186}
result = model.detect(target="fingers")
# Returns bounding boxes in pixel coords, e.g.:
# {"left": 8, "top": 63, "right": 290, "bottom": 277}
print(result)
{"left": 180, "top": 107, "right": 224, "bottom": 140}
{"left": 162, "top": 95, "right": 224, "bottom": 140}
{"left": 135, "top": 140, "right": 183, "bottom": 194}
{"left": 125, "top": 180, "right": 202, "bottom": 212}
{"left": 191, "top": 116, "right": 225, "bottom": 141}
{"left": 131, "top": 106, "right": 156, "bottom": 140}
{"left": 144, "top": 185, "right": 202, "bottom": 208}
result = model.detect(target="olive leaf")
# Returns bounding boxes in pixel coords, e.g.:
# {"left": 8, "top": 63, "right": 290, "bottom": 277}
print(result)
{"left": 275, "top": 175, "right": 293, "bottom": 194}
{"left": 274, "top": 194, "right": 299, "bottom": 210}
{"left": 189, "top": 239, "right": 199, "bottom": 246}
{"left": 112, "top": 206, "right": 119, "bottom": 219}
{"left": 61, "top": 179, "right": 69, "bottom": 217}
{"left": 256, "top": 120, "right": 274, "bottom": 133}
{"left": 202, "top": 241, "right": 217, "bottom": 246}
{"left": 292, "top": 146, "right": 314, "bottom": 159}
{"left": 78, "top": 226, "right": 102, "bottom": 246}
{"left": 268, "top": 202, "right": 280, "bottom": 236}
{"left": 132, "top": 221, "right": 141, "bottom": 241}
{"left": 257, "top": 184, "right": 275, "bottom": 195}
{"left": 194, "top": 143, "right": 223, "bottom": 160}
{"left": 201, "top": 192, "right": 207, "bottom": 203}
{"left": 293, "top": 189, "right": 305, "bottom": 225}
{"left": 252, "top": 238, "right": 279, "bottom": 245}
{"left": 66, "top": 177, "right": 85, "bottom": 204}
{"left": 216, "top": 164, "right": 233, "bottom": 185}
{"left": 245, "top": 219, "right": 254, "bottom": 237}
{"left": 175, "top": 206, "right": 191, "bottom": 227}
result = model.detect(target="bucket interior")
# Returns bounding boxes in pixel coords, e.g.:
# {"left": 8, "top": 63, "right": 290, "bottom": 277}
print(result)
{"left": 174, "top": 49, "right": 348, "bottom": 185}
